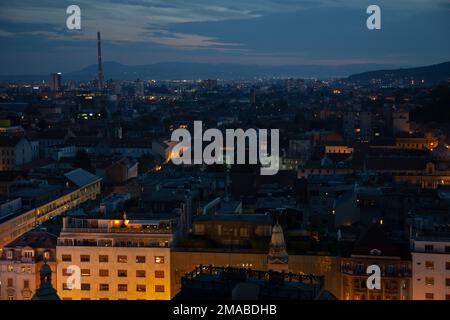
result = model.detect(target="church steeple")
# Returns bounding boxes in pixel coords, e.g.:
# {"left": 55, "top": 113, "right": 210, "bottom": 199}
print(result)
{"left": 32, "top": 261, "right": 60, "bottom": 300}
{"left": 267, "top": 221, "right": 289, "bottom": 272}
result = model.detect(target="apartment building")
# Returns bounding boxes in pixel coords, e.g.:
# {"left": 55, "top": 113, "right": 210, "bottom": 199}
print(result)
{"left": 0, "top": 231, "right": 57, "bottom": 300}
{"left": 56, "top": 214, "right": 176, "bottom": 300}
{"left": 0, "top": 168, "right": 102, "bottom": 248}
{"left": 341, "top": 223, "right": 412, "bottom": 300}
{"left": 411, "top": 237, "right": 450, "bottom": 300}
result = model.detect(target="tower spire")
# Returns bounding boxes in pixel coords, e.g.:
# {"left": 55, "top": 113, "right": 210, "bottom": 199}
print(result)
{"left": 97, "top": 31, "right": 104, "bottom": 91}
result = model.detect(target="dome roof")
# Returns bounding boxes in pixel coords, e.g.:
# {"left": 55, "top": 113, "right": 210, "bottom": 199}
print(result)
{"left": 40, "top": 263, "right": 52, "bottom": 276}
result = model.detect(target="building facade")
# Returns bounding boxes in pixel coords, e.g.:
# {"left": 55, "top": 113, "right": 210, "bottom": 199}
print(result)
{"left": 411, "top": 237, "right": 450, "bottom": 300}
{"left": 56, "top": 215, "right": 173, "bottom": 300}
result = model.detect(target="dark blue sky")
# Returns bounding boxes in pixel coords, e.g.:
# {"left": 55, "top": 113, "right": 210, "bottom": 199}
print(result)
{"left": 0, "top": 0, "right": 449, "bottom": 74}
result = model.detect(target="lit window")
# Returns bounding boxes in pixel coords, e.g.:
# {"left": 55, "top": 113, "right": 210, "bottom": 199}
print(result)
{"left": 81, "top": 269, "right": 91, "bottom": 277}
{"left": 425, "top": 277, "right": 434, "bottom": 286}
{"left": 425, "top": 261, "right": 434, "bottom": 270}
{"left": 117, "top": 255, "right": 127, "bottom": 263}
{"left": 154, "top": 256, "right": 164, "bottom": 264}
{"left": 136, "top": 285, "right": 146, "bottom": 292}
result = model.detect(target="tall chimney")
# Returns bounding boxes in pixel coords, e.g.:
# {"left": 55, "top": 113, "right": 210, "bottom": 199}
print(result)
{"left": 97, "top": 31, "right": 104, "bottom": 91}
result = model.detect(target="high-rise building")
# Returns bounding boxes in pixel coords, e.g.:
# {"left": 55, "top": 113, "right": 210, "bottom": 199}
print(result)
{"left": 134, "top": 80, "right": 145, "bottom": 98}
{"left": 49, "top": 73, "right": 62, "bottom": 92}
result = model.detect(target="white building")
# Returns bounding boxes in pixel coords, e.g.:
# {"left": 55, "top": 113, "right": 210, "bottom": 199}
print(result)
{"left": 0, "top": 136, "right": 33, "bottom": 171}
{"left": 411, "top": 237, "right": 450, "bottom": 300}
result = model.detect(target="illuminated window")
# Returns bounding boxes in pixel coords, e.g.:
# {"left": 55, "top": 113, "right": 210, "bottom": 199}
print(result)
{"left": 79, "top": 269, "right": 91, "bottom": 277}
{"left": 99, "top": 269, "right": 109, "bottom": 277}
{"left": 155, "top": 285, "right": 165, "bottom": 293}
{"left": 425, "top": 277, "right": 434, "bottom": 286}
{"left": 44, "top": 251, "right": 51, "bottom": 260}
{"left": 136, "top": 256, "right": 146, "bottom": 263}
{"left": 154, "top": 256, "right": 164, "bottom": 264}
{"left": 118, "top": 284, "right": 127, "bottom": 292}
{"left": 425, "top": 261, "right": 434, "bottom": 270}
{"left": 136, "top": 270, "right": 146, "bottom": 278}
{"left": 99, "top": 255, "right": 108, "bottom": 263}
{"left": 117, "top": 255, "right": 127, "bottom": 263}
{"left": 62, "top": 254, "right": 72, "bottom": 262}
{"left": 136, "top": 285, "right": 146, "bottom": 292}
{"left": 80, "top": 255, "right": 90, "bottom": 262}
{"left": 155, "top": 271, "right": 165, "bottom": 278}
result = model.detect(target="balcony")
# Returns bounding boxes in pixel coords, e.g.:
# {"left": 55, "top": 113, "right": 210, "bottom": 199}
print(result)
{"left": 62, "top": 226, "right": 173, "bottom": 234}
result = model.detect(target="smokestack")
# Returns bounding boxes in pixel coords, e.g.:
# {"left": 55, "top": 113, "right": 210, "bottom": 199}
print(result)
{"left": 97, "top": 31, "right": 104, "bottom": 91}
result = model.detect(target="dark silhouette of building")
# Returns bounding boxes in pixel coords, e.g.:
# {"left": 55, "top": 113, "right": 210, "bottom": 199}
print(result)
{"left": 32, "top": 262, "right": 60, "bottom": 300}
{"left": 174, "top": 265, "right": 335, "bottom": 300}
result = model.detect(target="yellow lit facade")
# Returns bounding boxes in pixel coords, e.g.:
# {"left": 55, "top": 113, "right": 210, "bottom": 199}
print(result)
{"left": 56, "top": 217, "right": 174, "bottom": 300}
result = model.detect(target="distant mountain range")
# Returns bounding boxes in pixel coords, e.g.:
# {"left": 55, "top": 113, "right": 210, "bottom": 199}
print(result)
{"left": 347, "top": 61, "right": 450, "bottom": 84}
{"left": 1, "top": 61, "right": 449, "bottom": 82}
{"left": 0, "top": 61, "right": 398, "bottom": 81}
